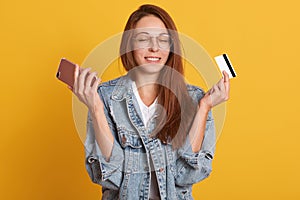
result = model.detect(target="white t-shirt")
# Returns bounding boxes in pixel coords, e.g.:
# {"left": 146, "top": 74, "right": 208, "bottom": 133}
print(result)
{"left": 132, "top": 81, "right": 157, "bottom": 128}
{"left": 132, "top": 82, "right": 160, "bottom": 200}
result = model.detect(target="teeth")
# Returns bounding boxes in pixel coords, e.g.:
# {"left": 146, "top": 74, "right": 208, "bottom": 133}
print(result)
{"left": 146, "top": 57, "right": 160, "bottom": 61}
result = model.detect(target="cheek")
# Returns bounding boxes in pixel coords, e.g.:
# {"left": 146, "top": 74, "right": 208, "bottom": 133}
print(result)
{"left": 133, "top": 49, "right": 144, "bottom": 59}
{"left": 162, "top": 51, "right": 170, "bottom": 62}
{"left": 133, "top": 50, "right": 143, "bottom": 64}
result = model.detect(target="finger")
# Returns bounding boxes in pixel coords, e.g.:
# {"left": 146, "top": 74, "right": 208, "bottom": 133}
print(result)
{"left": 91, "top": 77, "right": 101, "bottom": 92}
{"left": 223, "top": 70, "right": 230, "bottom": 93}
{"left": 79, "top": 67, "right": 84, "bottom": 73}
{"left": 213, "top": 84, "right": 220, "bottom": 93}
{"left": 218, "top": 82, "right": 225, "bottom": 94}
{"left": 209, "top": 84, "right": 219, "bottom": 95}
{"left": 214, "top": 84, "right": 221, "bottom": 95}
{"left": 73, "top": 64, "right": 80, "bottom": 93}
{"left": 80, "top": 67, "right": 91, "bottom": 78}
{"left": 215, "top": 74, "right": 224, "bottom": 88}
{"left": 214, "top": 79, "right": 222, "bottom": 92}
{"left": 78, "top": 67, "right": 91, "bottom": 92}
{"left": 77, "top": 68, "right": 91, "bottom": 103}
{"left": 208, "top": 86, "right": 214, "bottom": 95}
{"left": 223, "top": 70, "right": 229, "bottom": 80}
{"left": 217, "top": 74, "right": 228, "bottom": 92}
{"left": 67, "top": 85, "right": 73, "bottom": 91}
{"left": 86, "top": 71, "right": 98, "bottom": 87}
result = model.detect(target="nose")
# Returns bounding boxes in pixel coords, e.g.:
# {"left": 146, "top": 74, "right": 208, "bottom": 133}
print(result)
{"left": 148, "top": 37, "right": 159, "bottom": 52}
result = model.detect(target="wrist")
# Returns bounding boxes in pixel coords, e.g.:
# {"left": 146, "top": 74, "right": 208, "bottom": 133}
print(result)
{"left": 199, "top": 100, "right": 211, "bottom": 113}
{"left": 89, "top": 103, "right": 104, "bottom": 116}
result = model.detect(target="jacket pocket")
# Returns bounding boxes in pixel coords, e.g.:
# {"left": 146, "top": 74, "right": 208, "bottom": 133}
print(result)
{"left": 117, "top": 126, "right": 146, "bottom": 174}
{"left": 117, "top": 126, "right": 143, "bottom": 149}
{"left": 176, "top": 187, "right": 193, "bottom": 200}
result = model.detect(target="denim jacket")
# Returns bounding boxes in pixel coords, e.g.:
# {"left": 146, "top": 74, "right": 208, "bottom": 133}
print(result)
{"left": 84, "top": 75, "right": 215, "bottom": 200}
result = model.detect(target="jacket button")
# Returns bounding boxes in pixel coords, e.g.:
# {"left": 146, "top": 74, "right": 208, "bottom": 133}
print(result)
{"left": 87, "top": 156, "right": 96, "bottom": 164}
{"left": 122, "top": 135, "right": 127, "bottom": 144}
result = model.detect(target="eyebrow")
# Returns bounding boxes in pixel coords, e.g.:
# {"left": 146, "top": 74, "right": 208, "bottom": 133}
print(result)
{"left": 134, "top": 31, "right": 170, "bottom": 36}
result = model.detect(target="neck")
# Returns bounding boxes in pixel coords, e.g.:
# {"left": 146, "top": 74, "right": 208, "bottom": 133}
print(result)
{"left": 133, "top": 74, "right": 159, "bottom": 107}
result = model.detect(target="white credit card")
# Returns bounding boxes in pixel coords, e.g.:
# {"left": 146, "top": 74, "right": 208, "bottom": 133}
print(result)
{"left": 214, "top": 54, "right": 237, "bottom": 79}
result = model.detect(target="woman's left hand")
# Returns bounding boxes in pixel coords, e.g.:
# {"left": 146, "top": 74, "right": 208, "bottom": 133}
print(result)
{"left": 200, "top": 71, "right": 230, "bottom": 111}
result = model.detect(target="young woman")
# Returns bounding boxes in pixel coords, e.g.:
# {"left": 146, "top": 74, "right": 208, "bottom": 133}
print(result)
{"left": 71, "top": 4, "right": 230, "bottom": 200}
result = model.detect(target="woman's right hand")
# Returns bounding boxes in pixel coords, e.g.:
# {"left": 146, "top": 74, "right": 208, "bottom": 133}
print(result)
{"left": 70, "top": 64, "right": 103, "bottom": 113}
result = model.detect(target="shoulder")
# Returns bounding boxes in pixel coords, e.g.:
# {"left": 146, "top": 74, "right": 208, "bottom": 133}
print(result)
{"left": 186, "top": 84, "right": 206, "bottom": 103}
{"left": 186, "top": 84, "right": 214, "bottom": 120}
{"left": 186, "top": 84, "right": 205, "bottom": 94}
{"left": 98, "top": 76, "right": 124, "bottom": 88}
{"left": 97, "top": 76, "right": 124, "bottom": 100}
{"left": 97, "top": 75, "right": 131, "bottom": 102}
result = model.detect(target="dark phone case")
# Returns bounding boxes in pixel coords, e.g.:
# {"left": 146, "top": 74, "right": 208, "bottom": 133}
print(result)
{"left": 56, "top": 58, "right": 76, "bottom": 87}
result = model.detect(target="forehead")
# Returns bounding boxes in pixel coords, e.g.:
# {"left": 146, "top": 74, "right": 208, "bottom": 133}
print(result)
{"left": 134, "top": 15, "right": 168, "bottom": 35}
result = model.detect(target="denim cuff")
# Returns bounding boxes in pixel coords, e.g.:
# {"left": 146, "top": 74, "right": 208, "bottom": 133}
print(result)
{"left": 179, "top": 145, "right": 214, "bottom": 169}
{"left": 178, "top": 118, "right": 215, "bottom": 169}
{"left": 87, "top": 139, "right": 124, "bottom": 181}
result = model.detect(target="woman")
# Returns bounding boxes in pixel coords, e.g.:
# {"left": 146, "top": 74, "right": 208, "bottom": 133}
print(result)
{"left": 72, "top": 4, "right": 230, "bottom": 200}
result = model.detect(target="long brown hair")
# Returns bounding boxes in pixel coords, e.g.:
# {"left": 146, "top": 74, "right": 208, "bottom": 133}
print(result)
{"left": 120, "top": 4, "right": 197, "bottom": 148}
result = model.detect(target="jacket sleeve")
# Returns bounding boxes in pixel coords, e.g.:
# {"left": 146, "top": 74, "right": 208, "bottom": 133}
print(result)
{"left": 84, "top": 86, "right": 124, "bottom": 190}
{"left": 175, "top": 110, "right": 215, "bottom": 186}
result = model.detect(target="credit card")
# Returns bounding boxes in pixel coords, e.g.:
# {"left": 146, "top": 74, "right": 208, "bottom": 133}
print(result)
{"left": 214, "top": 54, "right": 236, "bottom": 78}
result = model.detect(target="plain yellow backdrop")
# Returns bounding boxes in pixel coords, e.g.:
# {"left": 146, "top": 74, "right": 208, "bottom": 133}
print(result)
{"left": 1, "top": 0, "right": 300, "bottom": 199}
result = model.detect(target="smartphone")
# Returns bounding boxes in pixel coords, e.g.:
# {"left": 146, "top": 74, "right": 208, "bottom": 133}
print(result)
{"left": 56, "top": 58, "right": 76, "bottom": 87}
{"left": 56, "top": 58, "right": 97, "bottom": 87}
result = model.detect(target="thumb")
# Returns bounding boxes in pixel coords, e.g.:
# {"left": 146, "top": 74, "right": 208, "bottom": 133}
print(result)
{"left": 222, "top": 70, "right": 230, "bottom": 92}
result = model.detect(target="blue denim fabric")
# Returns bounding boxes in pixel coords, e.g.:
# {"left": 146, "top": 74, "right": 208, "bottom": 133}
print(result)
{"left": 84, "top": 75, "right": 215, "bottom": 200}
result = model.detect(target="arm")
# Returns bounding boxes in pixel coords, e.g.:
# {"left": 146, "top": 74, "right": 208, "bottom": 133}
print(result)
{"left": 188, "top": 102, "right": 210, "bottom": 153}
{"left": 72, "top": 65, "right": 114, "bottom": 158}
{"left": 85, "top": 99, "right": 124, "bottom": 189}
{"left": 175, "top": 71, "right": 230, "bottom": 186}
{"left": 72, "top": 65, "right": 124, "bottom": 189}
{"left": 190, "top": 70, "right": 230, "bottom": 152}
{"left": 89, "top": 103, "right": 114, "bottom": 160}
{"left": 175, "top": 110, "right": 215, "bottom": 186}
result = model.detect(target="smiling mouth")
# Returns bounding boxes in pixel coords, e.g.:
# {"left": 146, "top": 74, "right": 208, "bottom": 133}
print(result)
{"left": 145, "top": 56, "right": 161, "bottom": 61}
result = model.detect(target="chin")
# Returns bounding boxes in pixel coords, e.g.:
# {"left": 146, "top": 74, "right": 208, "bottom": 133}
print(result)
{"left": 135, "top": 63, "right": 165, "bottom": 75}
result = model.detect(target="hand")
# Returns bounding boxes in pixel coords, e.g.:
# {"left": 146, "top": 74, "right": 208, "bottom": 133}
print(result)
{"left": 69, "top": 64, "right": 103, "bottom": 113}
{"left": 200, "top": 71, "right": 230, "bottom": 111}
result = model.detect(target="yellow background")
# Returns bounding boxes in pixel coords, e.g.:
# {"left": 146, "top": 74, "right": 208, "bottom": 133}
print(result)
{"left": 1, "top": 0, "right": 299, "bottom": 199}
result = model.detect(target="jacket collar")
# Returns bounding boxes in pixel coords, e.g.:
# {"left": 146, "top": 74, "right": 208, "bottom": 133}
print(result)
{"left": 111, "top": 75, "right": 133, "bottom": 101}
